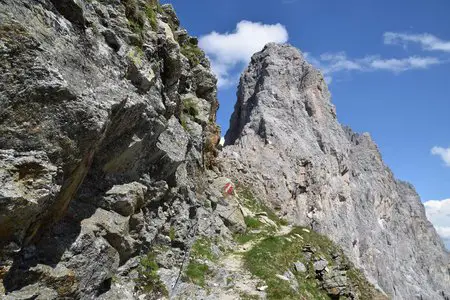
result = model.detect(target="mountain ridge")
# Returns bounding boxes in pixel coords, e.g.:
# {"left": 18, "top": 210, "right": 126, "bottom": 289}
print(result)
{"left": 0, "top": 1, "right": 448, "bottom": 299}
{"left": 221, "top": 43, "right": 450, "bottom": 299}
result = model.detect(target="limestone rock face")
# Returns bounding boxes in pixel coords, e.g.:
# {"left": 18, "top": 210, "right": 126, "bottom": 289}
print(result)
{"left": 0, "top": 0, "right": 224, "bottom": 298}
{"left": 0, "top": 150, "right": 59, "bottom": 249}
{"left": 222, "top": 43, "right": 450, "bottom": 299}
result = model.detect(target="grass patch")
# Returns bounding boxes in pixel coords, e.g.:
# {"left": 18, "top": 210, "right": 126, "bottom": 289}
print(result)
{"left": 136, "top": 252, "right": 168, "bottom": 297}
{"left": 244, "top": 216, "right": 262, "bottom": 229}
{"left": 346, "top": 268, "right": 379, "bottom": 299}
{"left": 181, "top": 42, "right": 204, "bottom": 67}
{"left": 232, "top": 187, "right": 281, "bottom": 245}
{"left": 122, "top": 0, "right": 162, "bottom": 46}
{"left": 233, "top": 231, "right": 261, "bottom": 245}
{"left": 144, "top": 2, "right": 159, "bottom": 31}
{"left": 179, "top": 97, "right": 200, "bottom": 133}
{"left": 239, "top": 292, "right": 260, "bottom": 300}
{"left": 243, "top": 228, "right": 332, "bottom": 300}
{"left": 278, "top": 218, "right": 289, "bottom": 226}
{"left": 128, "top": 17, "right": 144, "bottom": 35}
{"left": 191, "top": 236, "right": 215, "bottom": 261}
{"left": 183, "top": 236, "right": 217, "bottom": 287}
{"left": 121, "top": 0, "right": 145, "bottom": 33}
{"left": 242, "top": 227, "right": 380, "bottom": 300}
{"left": 185, "top": 261, "right": 209, "bottom": 287}
{"left": 180, "top": 115, "right": 189, "bottom": 132}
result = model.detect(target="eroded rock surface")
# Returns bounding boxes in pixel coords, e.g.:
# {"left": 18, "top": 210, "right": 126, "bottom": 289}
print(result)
{"left": 0, "top": 0, "right": 225, "bottom": 298}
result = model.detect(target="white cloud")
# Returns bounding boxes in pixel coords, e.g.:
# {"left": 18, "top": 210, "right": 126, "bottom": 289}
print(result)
{"left": 303, "top": 32, "right": 448, "bottom": 83}
{"left": 319, "top": 52, "right": 363, "bottom": 73}
{"left": 305, "top": 52, "right": 441, "bottom": 82}
{"left": 384, "top": 32, "right": 450, "bottom": 52}
{"left": 431, "top": 146, "right": 450, "bottom": 166}
{"left": 199, "top": 20, "right": 289, "bottom": 87}
{"left": 424, "top": 199, "right": 450, "bottom": 248}
{"left": 199, "top": 27, "right": 444, "bottom": 87}
{"left": 368, "top": 56, "right": 441, "bottom": 72}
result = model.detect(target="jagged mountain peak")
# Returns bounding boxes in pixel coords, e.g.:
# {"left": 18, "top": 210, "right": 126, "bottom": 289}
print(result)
{"left": 226, "top": 42, "right": 333, "bottom": 145}
{"left": 221, "top": 42, "right": 450, "bottom": 299}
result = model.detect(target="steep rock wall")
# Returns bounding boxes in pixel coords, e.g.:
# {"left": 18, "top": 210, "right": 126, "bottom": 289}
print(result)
{"left": 0, "top": 0, "right": 224, "bottom": 298}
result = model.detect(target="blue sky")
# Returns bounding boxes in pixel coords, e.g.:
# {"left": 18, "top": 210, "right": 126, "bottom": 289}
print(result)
{"left": 162, "top": 0, "right": 450, "bottom": 246}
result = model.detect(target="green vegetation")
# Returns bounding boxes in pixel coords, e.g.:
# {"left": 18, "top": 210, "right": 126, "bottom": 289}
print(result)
{"left": 180, "top": 98, "right": 200, "bottom": 133}
{"left": 203, "top": 199, "right": 212, "bottom": 208}
{"left": 127, "top": 18, "right": 144, "bottom": 39}
{"left": 121, "top": 0, "right": 145, "bottom": 47}
{"left": 233, "top": 186, "right": 378, "bottom": 299}
{"left": 144, "top": 2, "right": 160, "bottom": 31}
{"left": 169, "top": 226, "right": 175, "bottom": 241}
{"left": 136, "top": 252, "right": 168, "bottom": 297}
{"left": 233, "top": 231, "right": 264, "bottom": 245}
{"left": 181, "top": 42, "right": 204, "bottom": 67}
{"left": 121, "top": 0, "right": 145, "bottom": 33}
{"left": 184, "top": 236, "right": 216, "bottom": 287}
{"left": 239, "top": 292, "right": 260, "bottom": 300}
{"left": 185, "top": 261, "right": 209, "bottom": 287}
{"left": 241, "top": 226, "right": 379, "bottom": 300}
{"left": 226, "top": 277, "right": 233, "bottom": 286}
{"left": 346, "top": 267, "right": 380, "bottom": 299}
{"left": 121, "top": 0, "right": 162, "bottom": 47}
{"left": 180, "top": 115, "right": 189, "bottom": 132}
{"left": 191, "top": 236, "right": 215, "bottom": 261}
{"left": 233, "top": 186, "right": 283, "bottom": 245}
{"left": 182, "top": 98, "right": 199, "bottom": 118}
{"left": 0, "top": 23, "right": 28, "bottom": 38}
{"left": 243, "top": 228, "right": 333, "bottom": 300}
{"left": 0, "top": 23, "right": 30, "bottom": 55}
{"left": 244, "top": 216, "right": 262, "bottom": 229}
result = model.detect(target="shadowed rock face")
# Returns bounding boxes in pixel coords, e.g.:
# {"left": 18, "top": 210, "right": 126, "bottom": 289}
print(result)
{"left": 0, "top": 0, "right": 223, "bottom": 298}
{"left": 222, "top": 43, "right": 450, "bottom": 299}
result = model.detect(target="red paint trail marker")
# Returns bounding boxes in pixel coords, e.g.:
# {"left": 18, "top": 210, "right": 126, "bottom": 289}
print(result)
{"left": 224, "top": 183, "right": 234, "bottom": 195}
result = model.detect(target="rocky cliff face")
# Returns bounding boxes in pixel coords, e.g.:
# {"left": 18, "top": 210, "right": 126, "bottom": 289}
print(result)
{"left": 0, "top": 0, "right": 224, "bottom": 298}
{"left": 221, "top": 43, "right": 450, "bottom": 299}
{"left": 0, "top": 1, "right": 448, "bottom": 299}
